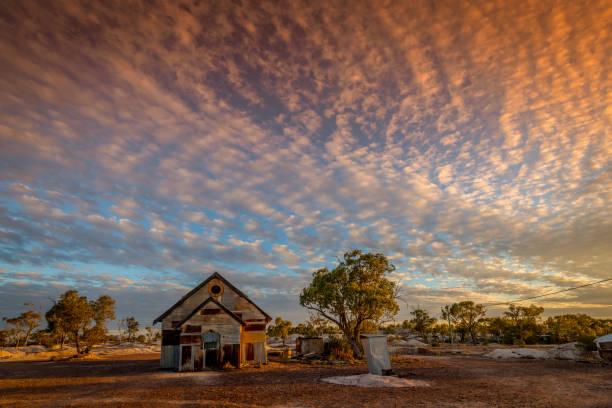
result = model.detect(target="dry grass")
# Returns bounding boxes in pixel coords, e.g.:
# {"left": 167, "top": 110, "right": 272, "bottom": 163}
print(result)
{"left": 0, "top": 353, "right": 610, "bottom": 407}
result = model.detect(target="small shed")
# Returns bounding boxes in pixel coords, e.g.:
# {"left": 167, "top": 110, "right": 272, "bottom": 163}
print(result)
{"left": 153, "top": 272, "right": 272, "bottom": 371}
{"left": 296, "top": 337, "right": 324, "bottom": 355}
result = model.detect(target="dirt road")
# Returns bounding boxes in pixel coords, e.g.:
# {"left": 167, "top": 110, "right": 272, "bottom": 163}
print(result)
{"left": 1, "top": 354, "right": 610, "bottom": 407}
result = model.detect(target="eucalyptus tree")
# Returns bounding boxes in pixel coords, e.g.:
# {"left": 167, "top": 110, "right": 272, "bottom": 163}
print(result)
{"left": 46, "top": 290, "right": 115, "bottom": 353}
{"left": 300, "top": 250, "right": 399, "bottom": 356}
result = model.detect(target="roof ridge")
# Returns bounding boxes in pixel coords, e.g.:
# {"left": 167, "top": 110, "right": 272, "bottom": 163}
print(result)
{"left": 153, "top": 271, "right": 272, "bottom": 323}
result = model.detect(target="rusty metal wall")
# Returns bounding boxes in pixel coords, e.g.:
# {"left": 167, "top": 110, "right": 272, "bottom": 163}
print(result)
{"left": 160, "top": 345, "right": 179, "bottom": 369}
{"left": 300, "top": 338, "right": 324, "bottom": 355}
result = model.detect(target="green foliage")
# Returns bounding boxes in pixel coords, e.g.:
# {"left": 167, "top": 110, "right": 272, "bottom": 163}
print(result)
{"left": 359, "top": 320, "right": 380, "bottom": 334}
{"left": 32, "top": 330, "right": 56, "bottom": 349}
{"left": 576, "top": 335, "right": 597, "bottom": 351}
{"left": 82, "top": 325, "right": 106, "bottom": 352}
{"left": 2, "top": 303, "right": 41, "bottom": 347}
{"left": 0, "top": 329, "right": 9, "bottom": 348}
{"left": 299, "top": 249, "right": 399, "bottom": 356}
{"left": 267, "top": 317, "right": 292, "bottom": 345}
{"left": 545, "top": 314, "right": 611, "bottom": 343}
{"left": 409, "top": 309, "right": 436, "bottom": 341}
{"left": 91, "top": 296, "right": 115, "bottom": 329}
{"left": 290, "top": 323, "right": 316, "bottom": 337}
{"left": 325, "top": 336, "right": 354, "bottom": 361}
{"left": 380, "top": 324, "right": 400, "bottom": 335}
{"left": 504, "top": 304, "right": 544, "bottom": 344}
{"left": 145, "top": 326, "right": 158, "bottom": 343}
{"left": 123, "top": 317, "right": 139, "bottom": 342}
{"left": 430, "top": 323, "right": 449, "bottom": 343}
{"left": 441, "top": 301, "right": 486, "bottom": 344}
{"left": 45, "top": 290, "right": 116, "bottom": 353}
{"left": 482, "top": 317, "right": 508, "bottom": 343}
{"left": 440, "top": 304, "right": 457, "bottom": 344}
{"left": 288, "top": 314, "right": 341, "bottom": 337}
{"left": 46, "top": 290, "right": 90, "bottom": 352}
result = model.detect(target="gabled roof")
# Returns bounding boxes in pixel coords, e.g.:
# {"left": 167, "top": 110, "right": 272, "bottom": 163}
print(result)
{"left": 176, "top": 297, "right": 245, "bottom": 327}
{"left": 153, "top": 271, "right": 272, "bottom": 323}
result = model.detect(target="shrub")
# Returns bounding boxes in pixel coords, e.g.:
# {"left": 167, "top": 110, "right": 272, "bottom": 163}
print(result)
{"left": 35, "top": 331, "right": 57, "bottom": 349}
{"left": 325, "top": 336, "right": 354, "bottom": 361}
{"left": 513, "top": 338, "right": 526, "bottom": 346}
{"left": 576, "top": 335, "right": 597, "bottom": 351}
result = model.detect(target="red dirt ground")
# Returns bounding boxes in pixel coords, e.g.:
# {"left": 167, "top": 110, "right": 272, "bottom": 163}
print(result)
{"left": 0, "top": 353, "right": 610, "bottom": 407}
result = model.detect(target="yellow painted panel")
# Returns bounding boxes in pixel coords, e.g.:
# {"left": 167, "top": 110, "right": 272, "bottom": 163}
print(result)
{"left": 241, "top": 331, "right": 266, "bottom": 343}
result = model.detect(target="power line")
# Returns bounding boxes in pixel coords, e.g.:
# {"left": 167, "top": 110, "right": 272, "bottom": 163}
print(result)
{"left": 484, "top": 277, "right": 612, "bottom": 307}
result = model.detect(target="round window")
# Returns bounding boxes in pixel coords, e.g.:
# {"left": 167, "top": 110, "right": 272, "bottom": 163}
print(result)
{"left": 209, "top": 284, "right": 223, "bottom": 296}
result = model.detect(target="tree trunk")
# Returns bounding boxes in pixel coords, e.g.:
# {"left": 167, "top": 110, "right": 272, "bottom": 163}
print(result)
{"left": 24, "top": 329, "right": 33, "bottom": 347}
{"left": 347, "top": 326, "right": 362, "bottom": 358}
{"left": 348, "top": 336, "right": 361, "bottom": 357}
{"left": 75, "top": 331, "right": 81, "bottom": 354}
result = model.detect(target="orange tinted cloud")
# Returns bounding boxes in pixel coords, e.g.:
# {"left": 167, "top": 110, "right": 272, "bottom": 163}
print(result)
{"left": 0, "top": 0, "right": 610, "bottom": 320}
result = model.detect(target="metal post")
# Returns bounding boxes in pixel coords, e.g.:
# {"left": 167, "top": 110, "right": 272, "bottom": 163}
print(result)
{"left": 448, "top": 315, "right": 453, "bottom": 346}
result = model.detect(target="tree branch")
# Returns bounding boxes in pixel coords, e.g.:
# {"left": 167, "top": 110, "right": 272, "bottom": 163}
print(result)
{"left": 304, "top": 306, "right": 341, "bottom": 327}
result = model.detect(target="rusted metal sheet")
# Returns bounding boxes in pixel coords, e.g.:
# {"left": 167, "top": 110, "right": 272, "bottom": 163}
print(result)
{"left": 244, "top": 324, "right": 266, "bottom": 331}
{"left": 245, "top": 343, "right": 254, "bottom": 361}
{"left": 297, "top": 337, "right": 324, "bottom": 355}
{"left": 253, "top": 342, "right": 266, "bottom": 364}
{"left": 223, "top": 344, "right": 241, "bottom": 368}
{"left": 160, "top": 345, "right": 179, "bottom": 368}
{"left": 180, "top": 335, "right": 201, "bottom": 344}
{"left": 162, "top": 330, "right": 180, "bottom": 345}
{"left": 194, "top": 346, "right": 203, "bottom": 371}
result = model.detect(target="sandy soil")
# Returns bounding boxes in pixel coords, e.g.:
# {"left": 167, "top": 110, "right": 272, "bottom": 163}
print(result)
{"left": 0, "top": 343, "right": 161, "bottom": 361}
{"left": 0, "top": 353, "right": 610, "bottom": 407}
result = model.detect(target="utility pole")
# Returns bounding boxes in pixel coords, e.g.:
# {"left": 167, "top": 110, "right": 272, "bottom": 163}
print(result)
{"left": 447, "top": 314, "right": 453, "bottom": 346}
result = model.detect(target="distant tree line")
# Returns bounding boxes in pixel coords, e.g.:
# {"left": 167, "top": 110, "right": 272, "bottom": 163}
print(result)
{"left": 0, "top": 290, "right": 160, "bottom": 353}
{"left": 384, "top": 302, "right": 611, "bottom": 348}
{"left": 295, "top": 249, "right": 611, "bottom": 357}
{"left": 267, "top": 314, "right": 341, "bottom": 342}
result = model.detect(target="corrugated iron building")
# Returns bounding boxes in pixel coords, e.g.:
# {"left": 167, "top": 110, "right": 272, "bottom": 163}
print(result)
{"left": 153, "top": 272, "right": 272, "bottom": 371}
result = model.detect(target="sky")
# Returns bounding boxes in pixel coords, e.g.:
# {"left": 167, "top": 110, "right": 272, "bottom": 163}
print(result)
{"left": 1, "top": 0, "right": 611, "bottom": 327}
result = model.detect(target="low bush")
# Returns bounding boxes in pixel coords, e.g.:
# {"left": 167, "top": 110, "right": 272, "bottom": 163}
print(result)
{"left": 325, "top": 336, "right": 354, "bottom": 360}
{"left": 576, "top": 335, "right": 597, "bottom": 351}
